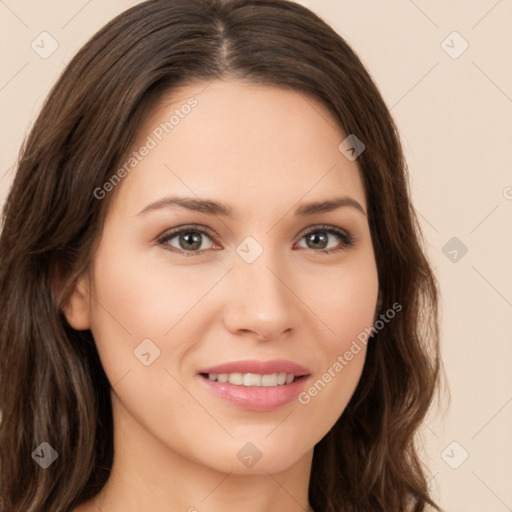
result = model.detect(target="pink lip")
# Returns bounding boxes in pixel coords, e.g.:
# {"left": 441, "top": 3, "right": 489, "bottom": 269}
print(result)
{"left": 199, "top": 376, "right": 310, "bottom": 411}
{"left": 197, "top": 359, "right": 311, "bottom": 412}
{"left": 198, "top": 359, "right": 310, "bottom": 376}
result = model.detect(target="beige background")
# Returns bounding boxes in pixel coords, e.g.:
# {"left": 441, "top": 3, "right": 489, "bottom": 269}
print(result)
{"left": 1, "top": 1, "right": 511, "bottom": 510}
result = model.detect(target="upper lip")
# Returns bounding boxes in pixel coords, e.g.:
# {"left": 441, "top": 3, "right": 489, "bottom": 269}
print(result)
{"left": 198, "top": 359, "right": 310, "bottom": 376}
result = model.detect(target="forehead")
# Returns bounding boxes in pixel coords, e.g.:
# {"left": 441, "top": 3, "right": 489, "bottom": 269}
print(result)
{"left": 110, "top": 79, "right": 366, "bottom": 217}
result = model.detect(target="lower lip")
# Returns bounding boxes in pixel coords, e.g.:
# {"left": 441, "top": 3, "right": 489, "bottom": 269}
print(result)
{"left": 199, "top": 375, "right": 310, "bottom": 411}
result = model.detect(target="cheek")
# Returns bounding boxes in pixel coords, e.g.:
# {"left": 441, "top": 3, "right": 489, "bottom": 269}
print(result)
{"left": 292, "top": 253, "right": 378, "bottom": 432}
{"left": 303, "top": 248, "right": 379, "bottom": 353}
{"left": 327, "top": 267, "right": 379, "bottom": 351}
{"left": 88, "top": 238, "right": 216, "bottom": 359}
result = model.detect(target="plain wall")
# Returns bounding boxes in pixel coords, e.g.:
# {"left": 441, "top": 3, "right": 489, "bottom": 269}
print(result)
{"left": 1, "top": 1, "right": 511, "bottom": 510}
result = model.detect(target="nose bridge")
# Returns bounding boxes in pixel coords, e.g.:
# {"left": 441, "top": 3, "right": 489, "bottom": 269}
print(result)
{"left": 225, "top": 239, "right": 297, "bottom": 339}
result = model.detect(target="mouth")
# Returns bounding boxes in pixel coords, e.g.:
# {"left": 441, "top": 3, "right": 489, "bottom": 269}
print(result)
{"left": 197, "top": 359, "right": 311, "bottom": 411}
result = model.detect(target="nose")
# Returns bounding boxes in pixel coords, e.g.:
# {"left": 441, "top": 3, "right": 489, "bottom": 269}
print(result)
{"left": 222, "top": 251, "right": 299, "bottom": 342}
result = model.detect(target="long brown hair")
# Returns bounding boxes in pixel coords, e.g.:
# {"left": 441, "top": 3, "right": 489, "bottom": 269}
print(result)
{"left": 0, "top": 1, "right": 445, "bottom": 510}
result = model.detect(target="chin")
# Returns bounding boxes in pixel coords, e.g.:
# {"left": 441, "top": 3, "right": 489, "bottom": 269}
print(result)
{"left": 179, "top": 431, "right": 315, "bottom": 476}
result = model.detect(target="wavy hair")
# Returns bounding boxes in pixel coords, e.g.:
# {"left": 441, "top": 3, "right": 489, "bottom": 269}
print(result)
{"left": 0, "top": 1, "right": 445, "bottom": 510}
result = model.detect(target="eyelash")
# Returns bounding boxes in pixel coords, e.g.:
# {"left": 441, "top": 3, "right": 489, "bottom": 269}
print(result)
{"left": 157, "top": 224, "right": 355, "bottom": 257}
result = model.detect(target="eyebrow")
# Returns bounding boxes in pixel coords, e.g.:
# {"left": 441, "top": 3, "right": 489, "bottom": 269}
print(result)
{"left": 137, "top": 195, "right": 366, "bottom": 217}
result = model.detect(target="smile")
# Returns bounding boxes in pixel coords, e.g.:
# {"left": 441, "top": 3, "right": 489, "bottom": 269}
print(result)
{"left": 197, "top": 359, "right": 311, "bottom": 411}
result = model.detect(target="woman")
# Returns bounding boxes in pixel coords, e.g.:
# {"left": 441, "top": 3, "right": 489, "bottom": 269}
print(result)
{"left": 0, "top": 1, "right": 444, "bottom": 511}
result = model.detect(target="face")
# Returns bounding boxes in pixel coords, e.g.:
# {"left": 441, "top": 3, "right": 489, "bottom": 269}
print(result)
{"left": 67, "top": 79, "right": 379, "bottom": 476}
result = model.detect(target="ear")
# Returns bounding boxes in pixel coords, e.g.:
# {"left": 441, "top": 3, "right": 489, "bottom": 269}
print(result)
{"left": 61, "top": 275, "right": 92, "bottom": 330}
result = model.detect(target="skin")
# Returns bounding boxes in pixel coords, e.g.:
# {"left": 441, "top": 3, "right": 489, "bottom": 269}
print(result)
{"left": 68, "top": 78, "right": 379, "bottom": 512}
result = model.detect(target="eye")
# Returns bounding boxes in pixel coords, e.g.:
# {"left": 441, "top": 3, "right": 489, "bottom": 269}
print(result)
{"left": 295, "top": 225, "right": 354, "bottom": 254}
{"left": 157, "top": 224, "right": 354, "bottom": 256}
{"left": 157, "top": 225, "right": 220, "bottom": 256}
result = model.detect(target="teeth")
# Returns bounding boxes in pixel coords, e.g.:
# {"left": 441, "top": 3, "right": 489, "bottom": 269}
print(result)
{"left": 261, "top": 374, "right": 277, "bottom": 386}
{"left": 243, "top": 373, "right": 261, "bottom": 386}
{"left": 206, "top": 372, "right": 297, "bottom": 386}
{"left": 228, "top": 373, "right": 243, "bottom": 385}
